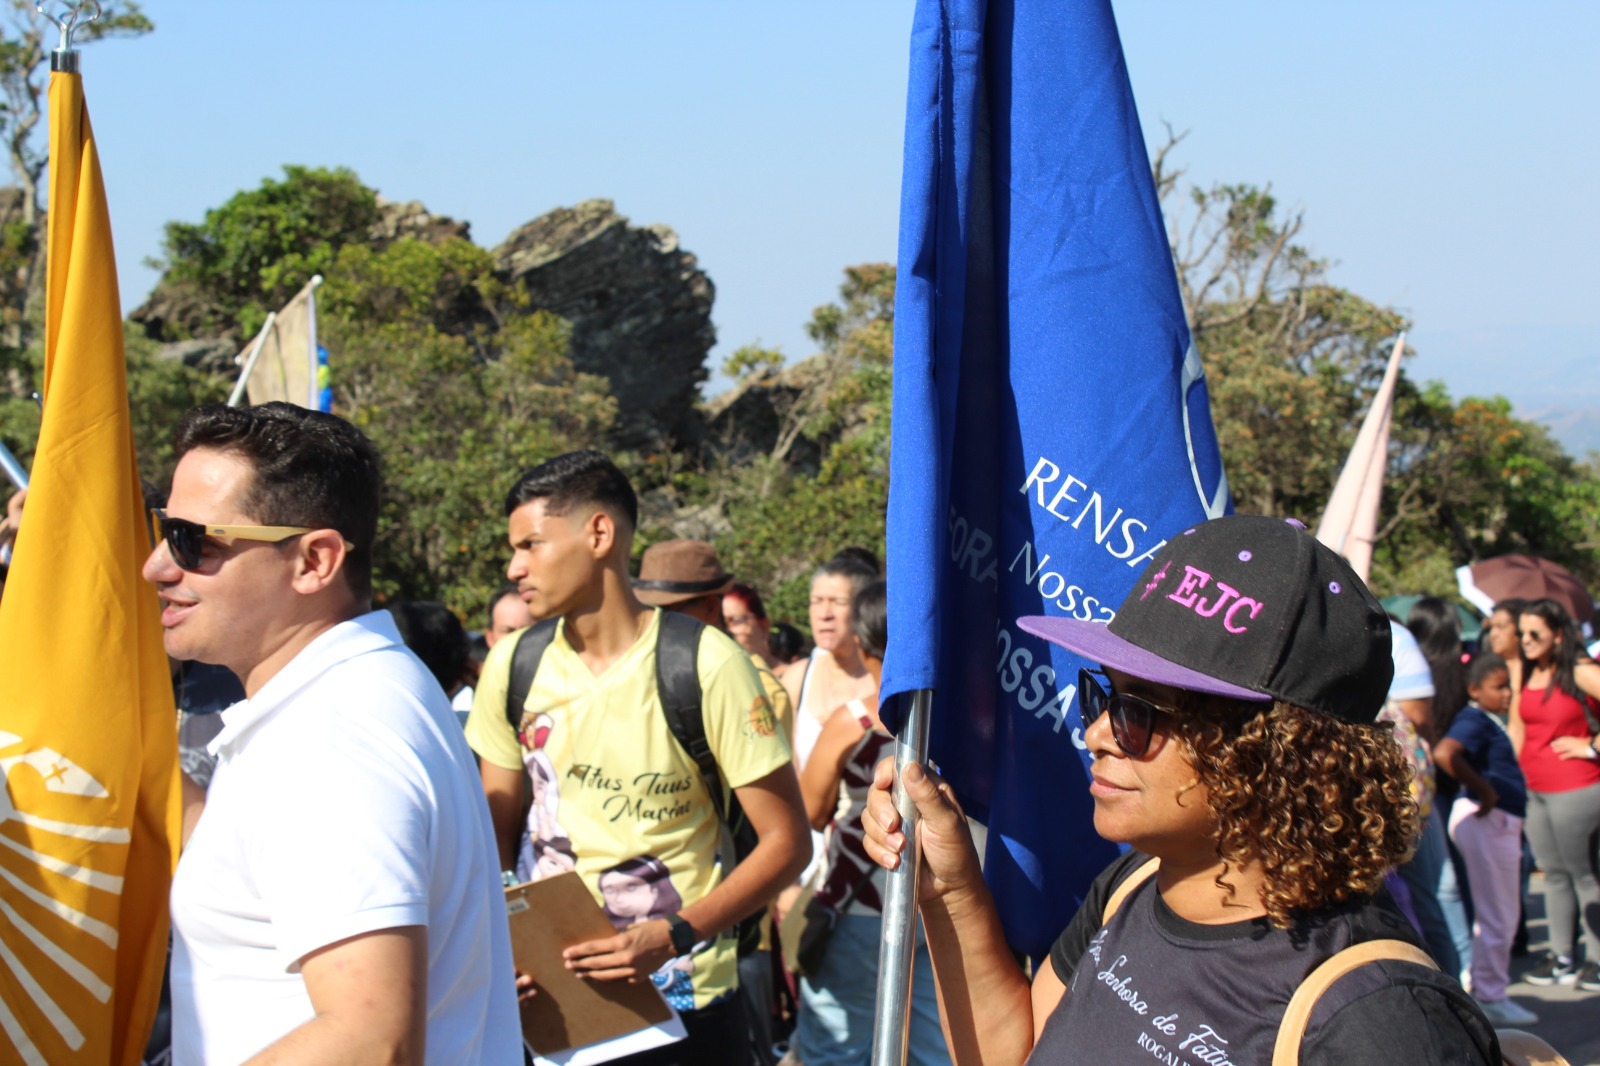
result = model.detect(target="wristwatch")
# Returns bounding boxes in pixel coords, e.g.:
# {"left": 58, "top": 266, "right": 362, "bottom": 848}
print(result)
{"left": 665, "top": 913, "right": 698, "bottom": 955}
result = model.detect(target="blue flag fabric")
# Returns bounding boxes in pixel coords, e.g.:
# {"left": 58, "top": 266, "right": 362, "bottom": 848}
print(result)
{"left": 881, "top": 0, "right": 1231, "bottom": 960}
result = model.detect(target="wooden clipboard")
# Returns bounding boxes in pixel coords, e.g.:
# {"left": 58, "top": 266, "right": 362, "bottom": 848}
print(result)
{"left": 506, "top": 872, "right": 676, "bottom": 1056}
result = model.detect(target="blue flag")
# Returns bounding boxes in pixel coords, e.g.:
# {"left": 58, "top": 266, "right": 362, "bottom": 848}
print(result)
{"left": 881, "top": 0, "right": 1231, "bottom": 959}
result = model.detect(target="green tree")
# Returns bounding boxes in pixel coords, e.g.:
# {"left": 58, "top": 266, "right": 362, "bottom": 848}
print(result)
{"left": 322, "top": 235, "right": 615, "bottom": 615}
{"left": 156, "top": 165, "right": 381, "bottom": 340}
{"left": 1155, "top": 134, "right": 1600, "bottom": 596}
{"left": 1156, "top": 137, "right": 1407, "bottom": 521}
{"left": 706, "top": 265, "right": 894, "bottom": 623}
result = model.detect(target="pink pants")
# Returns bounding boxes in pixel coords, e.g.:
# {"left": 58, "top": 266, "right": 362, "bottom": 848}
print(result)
{"left": 1448, "top": 797, "right": 1524, "bottom": 1001}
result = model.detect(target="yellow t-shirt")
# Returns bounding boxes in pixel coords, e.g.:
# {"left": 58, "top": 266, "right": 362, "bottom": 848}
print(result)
{"left": 465, "top": 609, "right": 791, "bottom": 1010}
{"left": 753, "top": 654, "right": 794, "bottom": 744}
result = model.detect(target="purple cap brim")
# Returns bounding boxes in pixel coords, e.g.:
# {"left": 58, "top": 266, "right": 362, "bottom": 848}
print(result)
{"left": 1016, "top": 616, "right": 1273, "bottom": 704}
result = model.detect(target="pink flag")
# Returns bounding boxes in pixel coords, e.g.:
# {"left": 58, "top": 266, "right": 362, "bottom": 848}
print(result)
{"left": 1316, "top": 333, "right": 1406, "bottom": 580}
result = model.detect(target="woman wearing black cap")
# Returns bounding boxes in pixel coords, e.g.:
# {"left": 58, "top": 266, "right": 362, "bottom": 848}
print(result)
{"left": 861, "top": 515, "right": 1500, "bottom": 1065}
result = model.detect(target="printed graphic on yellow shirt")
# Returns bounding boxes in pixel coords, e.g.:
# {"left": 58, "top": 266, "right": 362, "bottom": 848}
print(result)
{"left": 745, "top": 695, "right": 777, "bottom": 739}
{"left": 599, "top": 855, "right": 705, "bottom": 1012}
{"left": 516, "top": 713, "right": 576, "bottom": 881}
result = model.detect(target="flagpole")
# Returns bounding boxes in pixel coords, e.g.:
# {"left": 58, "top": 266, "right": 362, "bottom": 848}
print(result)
{"left": 305, "top": 273, "right": 323, "bottom": 409}
{"left": 228, "top": 311, "right": 277, "bottom": 407}
{"left": 38, "top": 0, "right": 100, "bottom": 73}
{"left": 0, "top": 442, "right": 29, "bottom": 489}
{"left": 871, "top": 688, "right": 932, "bottom": 1066}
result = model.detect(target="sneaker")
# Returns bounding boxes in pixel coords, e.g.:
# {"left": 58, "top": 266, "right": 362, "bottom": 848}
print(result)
{"left": 1524, "top": 953, "right": 1578, "bottom": 986}
{"left": 1476, "top": 997, "right": 1540, "bottom": 1026}
{"left": 1578, "top": 962, "right": 1600, "bottom": 992}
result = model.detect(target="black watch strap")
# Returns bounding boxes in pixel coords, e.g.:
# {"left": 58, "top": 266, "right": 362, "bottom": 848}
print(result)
{"left": 665, "top": 913, "right": 697, "bottom": 955}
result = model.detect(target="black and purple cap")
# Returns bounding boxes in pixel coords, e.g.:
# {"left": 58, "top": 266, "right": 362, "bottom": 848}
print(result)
{"left": 1018, "top": 514, "right": 1393, "bottom": 724}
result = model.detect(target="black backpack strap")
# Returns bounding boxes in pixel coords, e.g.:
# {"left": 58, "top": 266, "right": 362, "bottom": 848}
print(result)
{"left": 505, "top": 618, "right": 559, "bottom": 734}
{"left": 655, "top": 610, "right": 717, "bottom": 810}
{"left": 655, "top": 611, "right": 769, "bottom": 955}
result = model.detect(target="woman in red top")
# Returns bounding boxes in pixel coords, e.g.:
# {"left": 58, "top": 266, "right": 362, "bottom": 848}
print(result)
{"left": 1509, "top": 597, "right": 1600, "bottom": 990}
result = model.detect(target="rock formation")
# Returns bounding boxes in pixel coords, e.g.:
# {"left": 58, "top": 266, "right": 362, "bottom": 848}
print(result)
{"left": 492, "top": 199, "right": 714, "bottom": 447}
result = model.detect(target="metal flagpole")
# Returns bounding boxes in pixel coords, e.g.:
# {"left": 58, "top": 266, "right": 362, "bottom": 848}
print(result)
{"left": 37, "top": 0, "right": 100, "bottom": 74}
{"left": 871, "top": 688, "right": 933, "bottom": 1066}
{"left": 227, "top": 311, "right": 278, "bottom": 407}
{"left": 304, "top": 274, "right": 323, "bottom": 409}
{"left": 0, "top": 443, "right": 29, "bottom": 490}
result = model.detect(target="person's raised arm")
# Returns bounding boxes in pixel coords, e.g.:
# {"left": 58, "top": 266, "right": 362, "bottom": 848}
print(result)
{"left": 800, "top": 706, "right": 866, "bottom": 830}
{"left": 564, "top": 762, "right": 811, "bottom": 980}
{"left": 860, "top": 757, "right": 1039, "bottom": 1065}
{"left": 1548, "top": 662, "right": 1600, "bottom": 761}
{"left": 244, "top": 926, "right": 427, "bottom": 1065}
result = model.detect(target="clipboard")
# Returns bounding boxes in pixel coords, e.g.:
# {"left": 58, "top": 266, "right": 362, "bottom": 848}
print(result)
{"left": 506, "top": 872, "right": 681, "bottom": 1058}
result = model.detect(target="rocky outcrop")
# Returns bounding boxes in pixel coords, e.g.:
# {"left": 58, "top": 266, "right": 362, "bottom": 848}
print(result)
{"left": 128, "top": 194, "right": 718, "bottom": 450}
{"left": 369, "top": 199, "right": 471, "bottom": 248}
{"left": 493, "top": 199, "right": 714, "bottom": 447}
{"left": 701, "top": 357, "right": 844, "bottom": 476}
{"left": 130, "top": 276, "right": 233, "bottom": 347}
{"left": 152, "top": 337, "right": 239, "bottom": 377}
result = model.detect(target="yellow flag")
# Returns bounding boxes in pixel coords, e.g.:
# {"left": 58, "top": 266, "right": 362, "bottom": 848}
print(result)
{"left": 0, "top": 71, "right": 178, "bottom": 1065}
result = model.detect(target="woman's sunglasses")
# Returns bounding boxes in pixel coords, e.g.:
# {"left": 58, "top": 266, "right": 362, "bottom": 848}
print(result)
{"left": 1078, "top": 667, "right": 1175, "bottom": 759}
{"left": 150, "top": 509, "right": 317, "bottom": 572}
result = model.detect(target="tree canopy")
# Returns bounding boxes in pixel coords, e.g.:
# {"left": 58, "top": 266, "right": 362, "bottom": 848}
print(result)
{"left": 1, "top": 33, "right": 1590, "bottom": 633}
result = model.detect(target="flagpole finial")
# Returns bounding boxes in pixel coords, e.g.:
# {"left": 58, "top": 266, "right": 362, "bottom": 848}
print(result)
{"left": 37, "top": 0, "right": 101, "bottom": 73}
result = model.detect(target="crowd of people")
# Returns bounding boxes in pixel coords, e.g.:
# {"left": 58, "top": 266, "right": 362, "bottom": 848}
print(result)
{"left": 10, "top": 399, "right": 1594, "bottom": 1064}
{"left": 1375, "top": 593, "right": 1600, "bottom": 1029}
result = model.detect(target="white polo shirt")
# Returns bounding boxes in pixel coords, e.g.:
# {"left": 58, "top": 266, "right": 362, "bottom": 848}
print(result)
{"left": 170, "top": 611, "right": 521, "bottom": 1064}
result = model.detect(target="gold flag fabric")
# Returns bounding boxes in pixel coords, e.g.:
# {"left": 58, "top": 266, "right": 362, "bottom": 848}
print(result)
{"left": 237, "top": 278, "right": 319, "bottom": 407}
{"left": 0, "top": 71, "right": 178, "bottom": 1065}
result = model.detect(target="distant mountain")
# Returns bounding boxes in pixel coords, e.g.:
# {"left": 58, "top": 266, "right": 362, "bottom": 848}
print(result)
{"left": 1524, "top": 405, "right": 1600, "bottom": 460}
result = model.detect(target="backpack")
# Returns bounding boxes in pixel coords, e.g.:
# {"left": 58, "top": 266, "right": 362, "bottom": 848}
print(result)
{"left": 505, "top": 610, "right": 765, "bottom": 956}
{"left": 1101, "top": 860, "right": 1568, "bottom": 1066}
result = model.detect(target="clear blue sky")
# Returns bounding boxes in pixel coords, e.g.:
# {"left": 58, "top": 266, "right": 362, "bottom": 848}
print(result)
{"left": 75, "top": 1, "right": 1598, "bottom": 452}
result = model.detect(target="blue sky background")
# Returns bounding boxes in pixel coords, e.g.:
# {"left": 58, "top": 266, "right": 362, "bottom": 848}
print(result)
{"left": 72, "top": 1, "right": 1598, "bottom": 453}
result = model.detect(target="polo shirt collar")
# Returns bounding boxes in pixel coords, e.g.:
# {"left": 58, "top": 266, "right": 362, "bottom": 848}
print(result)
{"left": 209, "top": 610, "right": 403, "bottom": 758}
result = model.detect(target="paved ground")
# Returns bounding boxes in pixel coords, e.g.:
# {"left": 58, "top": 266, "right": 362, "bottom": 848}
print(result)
{"left": 1501, "top": 871, "right": 1599, "bottom": 1065}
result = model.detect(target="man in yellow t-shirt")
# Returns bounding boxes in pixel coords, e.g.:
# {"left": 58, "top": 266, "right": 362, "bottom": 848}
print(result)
{"left": 466, "top": 451, "right": 810, "bottom": 1066}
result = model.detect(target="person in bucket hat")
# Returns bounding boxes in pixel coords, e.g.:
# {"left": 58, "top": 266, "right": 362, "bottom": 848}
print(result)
{"left": 861, "top": 515, "right": 1500, "bottom": 1065}
{"left": 634, "top": 538, "right": 738, "bottom": 609}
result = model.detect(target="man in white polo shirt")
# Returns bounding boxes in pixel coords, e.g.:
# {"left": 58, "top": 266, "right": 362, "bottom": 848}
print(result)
{"left": 145, "top": 402, "right": 520, "bottom": 1065}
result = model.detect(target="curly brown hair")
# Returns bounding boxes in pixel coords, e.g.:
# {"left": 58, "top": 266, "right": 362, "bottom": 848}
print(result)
{"left": 1172, "top": 697, "right": 1418, "bottom": 929}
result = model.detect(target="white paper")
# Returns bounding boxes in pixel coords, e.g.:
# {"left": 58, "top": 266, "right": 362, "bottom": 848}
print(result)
{"left": 530, "top": 1004, "right": 686, "bottom": 1065}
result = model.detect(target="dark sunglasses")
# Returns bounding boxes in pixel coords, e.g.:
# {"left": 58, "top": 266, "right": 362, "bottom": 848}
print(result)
{"left": 151, "top": 509, "right": 318, "bottom": 572}
{"left": 1078, "top": 667, "right": 1175, "bottom": 759}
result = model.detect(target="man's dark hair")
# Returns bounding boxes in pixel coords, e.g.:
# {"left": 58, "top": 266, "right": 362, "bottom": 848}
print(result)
{"left": 175, "top": 403, "right": 380, "bottom": 601}
{"left": 852, "top": 581, "right": 888, "bottom": 660}
{"left": 388, "top": 601, "right": 469, "bottom": 694}
{"left": 769, "top": 621, "right": 809, "bottom": 664}
{"left": 1406, "top": 596, "right": 1468, "bottom": 738}
{"left": 830, "top": 545, "right": 882, "bottom": 576}
{"left": 503, "top": 449, "right": 638, "bottom": 531}
{"left": 1467, "top": 651, "right": 1507, "bottom": 690}
{"left": 487, "top": 582, "right": 522, "bottom": 630}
